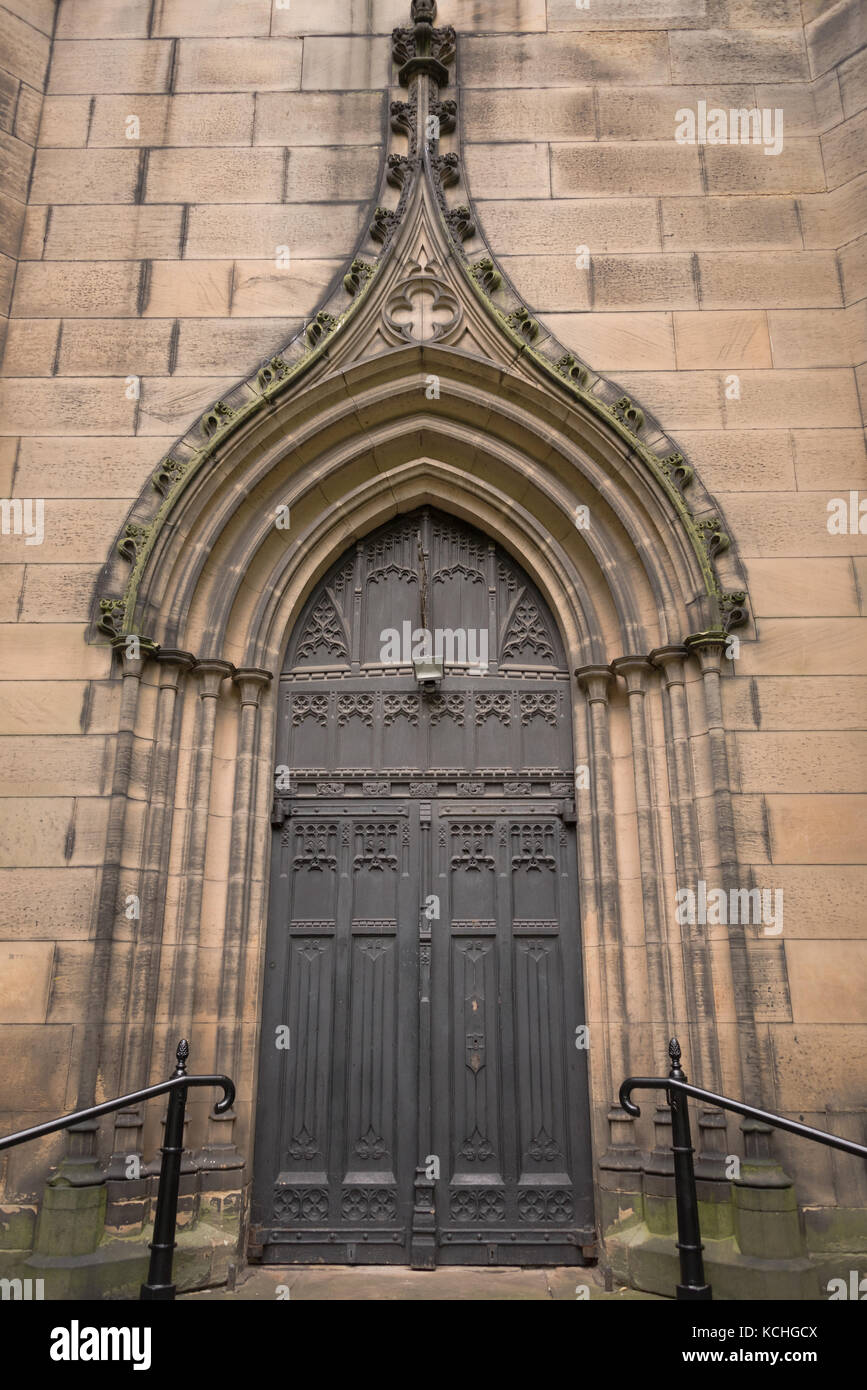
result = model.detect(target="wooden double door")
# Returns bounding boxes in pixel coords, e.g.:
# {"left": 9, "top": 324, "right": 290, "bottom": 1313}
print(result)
{"left": 250, "top": 511, "right": 594, "bottom": 1266}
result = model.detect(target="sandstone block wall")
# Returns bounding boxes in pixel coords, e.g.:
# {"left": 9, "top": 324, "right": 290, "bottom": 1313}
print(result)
{"left": 0, "top": 0, "right": 864, "bottom": 1222}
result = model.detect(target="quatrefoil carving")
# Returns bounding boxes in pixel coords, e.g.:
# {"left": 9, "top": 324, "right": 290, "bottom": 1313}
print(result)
{"left": 383, "top": 247, "right": 461, "bottom": 344}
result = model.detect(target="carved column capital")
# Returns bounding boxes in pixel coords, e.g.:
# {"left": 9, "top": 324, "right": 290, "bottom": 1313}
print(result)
{"left": 110, "top": 635, "right": 159, "bottom": 678}
{"left": 610, "top": 653, "right": 654, "bottom": 694}
{"left": 233, "top": 667, "right": 273, "bottom": 707}
{"left": 192, "top": 658, "right": 235, "bottom": 700}
{"left": 574, "top": 663, "right": 614, "bottom": 704}
{"left": 648, "top": 643, "right": 689, "bottom": 686}
{"left": 684, "top": 632, "right": 727, "bottom": 673}
{"left": 155, "top": 648, "right": 197, "bottom": 689}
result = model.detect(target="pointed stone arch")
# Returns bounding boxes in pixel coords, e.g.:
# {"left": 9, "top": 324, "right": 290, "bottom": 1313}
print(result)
{"left": 69, "top": 1, "right": 788, "bottom": 1292}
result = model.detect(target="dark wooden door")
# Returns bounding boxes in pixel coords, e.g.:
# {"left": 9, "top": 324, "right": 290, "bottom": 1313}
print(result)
{"left": 251, "top": 510, "right": 594, "bottom": 1265}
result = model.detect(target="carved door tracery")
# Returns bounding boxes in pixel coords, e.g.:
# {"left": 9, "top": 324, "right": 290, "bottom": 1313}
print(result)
{"left": 252, "top": 510, "right": 593, "bottom": 1265}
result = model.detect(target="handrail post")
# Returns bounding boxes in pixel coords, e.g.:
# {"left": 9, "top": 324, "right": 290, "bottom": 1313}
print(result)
{"left": 140, "top": 1041, "right": 190, "bottom": 1300}
{"left": 668, "top": 1039, "right": 712, "bottom": 1300}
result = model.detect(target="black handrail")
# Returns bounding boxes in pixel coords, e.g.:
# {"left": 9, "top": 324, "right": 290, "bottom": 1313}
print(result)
{"left": 620, "top": 1038, "right": 867, "bottom": 1301}
{"left": 0, "top": 1039, "right": 234, "bottom": 1301}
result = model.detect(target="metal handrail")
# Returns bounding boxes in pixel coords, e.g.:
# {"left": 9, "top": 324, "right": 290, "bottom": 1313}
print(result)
{"left": 0, "top": 1039, "right": 234, "bottom": 1301}
{"left": 619, "top": 1038, "right": 867, "bottom": 1300}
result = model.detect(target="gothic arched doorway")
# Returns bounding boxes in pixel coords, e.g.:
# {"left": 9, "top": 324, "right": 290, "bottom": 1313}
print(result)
{"left": 250, "top": 508, "right": 594, "bottom": 1267}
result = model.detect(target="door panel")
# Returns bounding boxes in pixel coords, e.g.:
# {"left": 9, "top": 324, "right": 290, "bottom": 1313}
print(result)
{"left": 251, "top": 509, "right": 594, "bottom": 1266}
{"left": 431, "top": 806, "right": 593, "bottom": 1264}
{"left": 256, "top": 805, "right": 418, "bottom": 1264}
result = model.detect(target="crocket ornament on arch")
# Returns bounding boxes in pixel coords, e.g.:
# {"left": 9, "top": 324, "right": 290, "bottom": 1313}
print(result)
{"left": 83, "top": 0, "right": 783, "bottom": 1270}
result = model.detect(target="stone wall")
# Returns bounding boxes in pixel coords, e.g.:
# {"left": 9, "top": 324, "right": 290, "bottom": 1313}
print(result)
{"left": 0, "top": 0, "right": 864, "bottom": 1285}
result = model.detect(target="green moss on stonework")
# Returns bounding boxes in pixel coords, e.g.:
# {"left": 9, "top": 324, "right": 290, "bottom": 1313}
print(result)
{"left": 110, "top": 253, "right": 385, "bottom": 640}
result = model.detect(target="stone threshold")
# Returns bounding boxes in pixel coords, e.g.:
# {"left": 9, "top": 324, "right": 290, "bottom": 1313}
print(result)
{"left": 180, "top": 1265, "right": 665, "bottom": 1301}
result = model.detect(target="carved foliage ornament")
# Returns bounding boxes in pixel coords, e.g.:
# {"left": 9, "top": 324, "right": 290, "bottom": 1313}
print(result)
{"left": 98, "top": 1, "right": 747, "bottom": 655}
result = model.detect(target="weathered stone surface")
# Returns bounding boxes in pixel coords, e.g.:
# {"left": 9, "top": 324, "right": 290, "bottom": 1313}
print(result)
{"left": 745, "top": 558, "right": 860, "bottom": 616}
{"left": 675, "top": 429, "right": 796, "bottom": 490}
{"left": 19, "top": 566, "right": 112, "bottom": 624}
{"left": 478, "top": 199, "right": 660, "bottom": 254}
{"left": 548, "top": 0, "right": 714, "bottom": 28}
{"left": 4, "top": 0, "right": 55, "bottom": 34}
{"left": 0, "top": 868, "right": 97, "bottom": 939}
{"left": 698, "top": 252, "right": 842, "bottom": 308}
{"left": 136, "top": 376, "right": 236, "bottom": 436}
{"left": 284, "top": 146, "right": 380, "bottom": 202}
{"left": 840, "top": 231, "right": 867, "bottom": 305}
{"left": 153, "top": 0, "right": 272, "bottom": 37}
{"left": 724, "top": 674, "right": 867, "bottom": 728}
{"left": 822, "top": 108, "right": 867, "bottom": 188}
{"left": 14, "top": 437, "right": 170, "bottom": 498}
{"left": 58, "top": 319, "right": 174, "bottom": 376}
{"left": 461, "top": 33, "right": 670, "bottom": 87}
{"left": 301, "top": 38, "right": 390, "bottom": 91}
{"left": 0, "top": 1024, "right": 73, "bottom": 1109}
{"left": 254, "top": 90, "right": 384, "bottom": 146}
{"left": 146, "top": 149, "right": 284, "bottom": 204}
{"left": 49, "top": 40, "right": 173, "bottom": 94}
{"left": 670, "top": 29, "right": 809, "bottom": 83}
{"left": 673, "top": 311, "right": 772, "bottom": 369}
{"left": 720, "top": 487, "right": 867, "bottom": 555}
{"left": 175, "top": 38, "right": 302, "bottom": 92}
{"left": 57, "top": 0, "right": 150, "bottom": 39}
{"left": 44, "top": 205, "right": 183, "bottom": 260}
{"left": 792, "top": 428, "right": 867, "bottom": 489}
{"left": 0, "top": 944, "right": 55, "bottom": 1023}
{"left": 0, "top": 378, "right": 137, "bottom": 434}
{"left": 614, "top": 369, "right": 726, "bottom": 427}
{"left": 541, "top": 312, "right": 675, "bottom": 370}
{"left": 662, "top": 196, "right": 802, "bottom": 249}
{"left": 1, "top": 318, "right": 60, "bottom": 376}
{"left": 174, "top": 318, "right": 301, "bottom": 375}
{"left": 735, "top": 731, "right": 867, "bottom": 793}
{"left": 799, "top": 171, "right": 867, "bottom": 248}
{"left": 184, "top": 203, "right": 367, "bottom": 259}
{"left": 703, "top": 140, "right": 825, "bottom": 195}
{"left": 267, "top": 0, "right": 411, "bottom": 36}
{"left": 767, "top": 795, "right": 867, "bottom": 862}
{"left": 464, "top": 89, "right": 594, "bottom": 143}
{"left": 737, "top": 619, "right": 867, "bottom": 676}
{"left": 29, "top": 149, "right": 141, "bottom": 204}
{"left": 230, "top": 260, "right": 344, "bottom": 317}
{"left": 768, "top": 307, "right": 863, "bottom": 367}
{"left": 0, "top": 9, "right": 51, "bottom": 88}
{"left": 806, "top": 0, "right": 867, "bottom": 78}
{"left": 838, "top": 45, "right": 867, "bottom": 118}
{"left": 36, "top": 95, "right": 92, "bottom": 147}
{"left": 787, "top": 942, "right": 867, "bottom": 1022}
{"left": 465, "top": 143, "right": 550, "bottom": 199}
{"left": 143, "top": 260, "right": 233, "bottom": 316}
{"left": 552, "top": 143, "right": 702, "bottom": 198}
{"left": 87, "top": 93, "right": 256, "bottom": 147}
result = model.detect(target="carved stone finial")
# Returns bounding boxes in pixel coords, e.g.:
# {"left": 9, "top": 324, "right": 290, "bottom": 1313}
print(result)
{"left": 393, "top": 0, "right": 455, "bottom": 87}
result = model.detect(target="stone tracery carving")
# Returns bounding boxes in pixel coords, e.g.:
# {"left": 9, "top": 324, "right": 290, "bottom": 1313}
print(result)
{"left": 295, "top": 594, "right": 348, "bottom": 662}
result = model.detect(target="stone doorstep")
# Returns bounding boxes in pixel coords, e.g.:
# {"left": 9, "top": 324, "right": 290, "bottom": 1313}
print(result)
{"left": 180, "top": 1265, "right": 665, "bottom": 1301}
